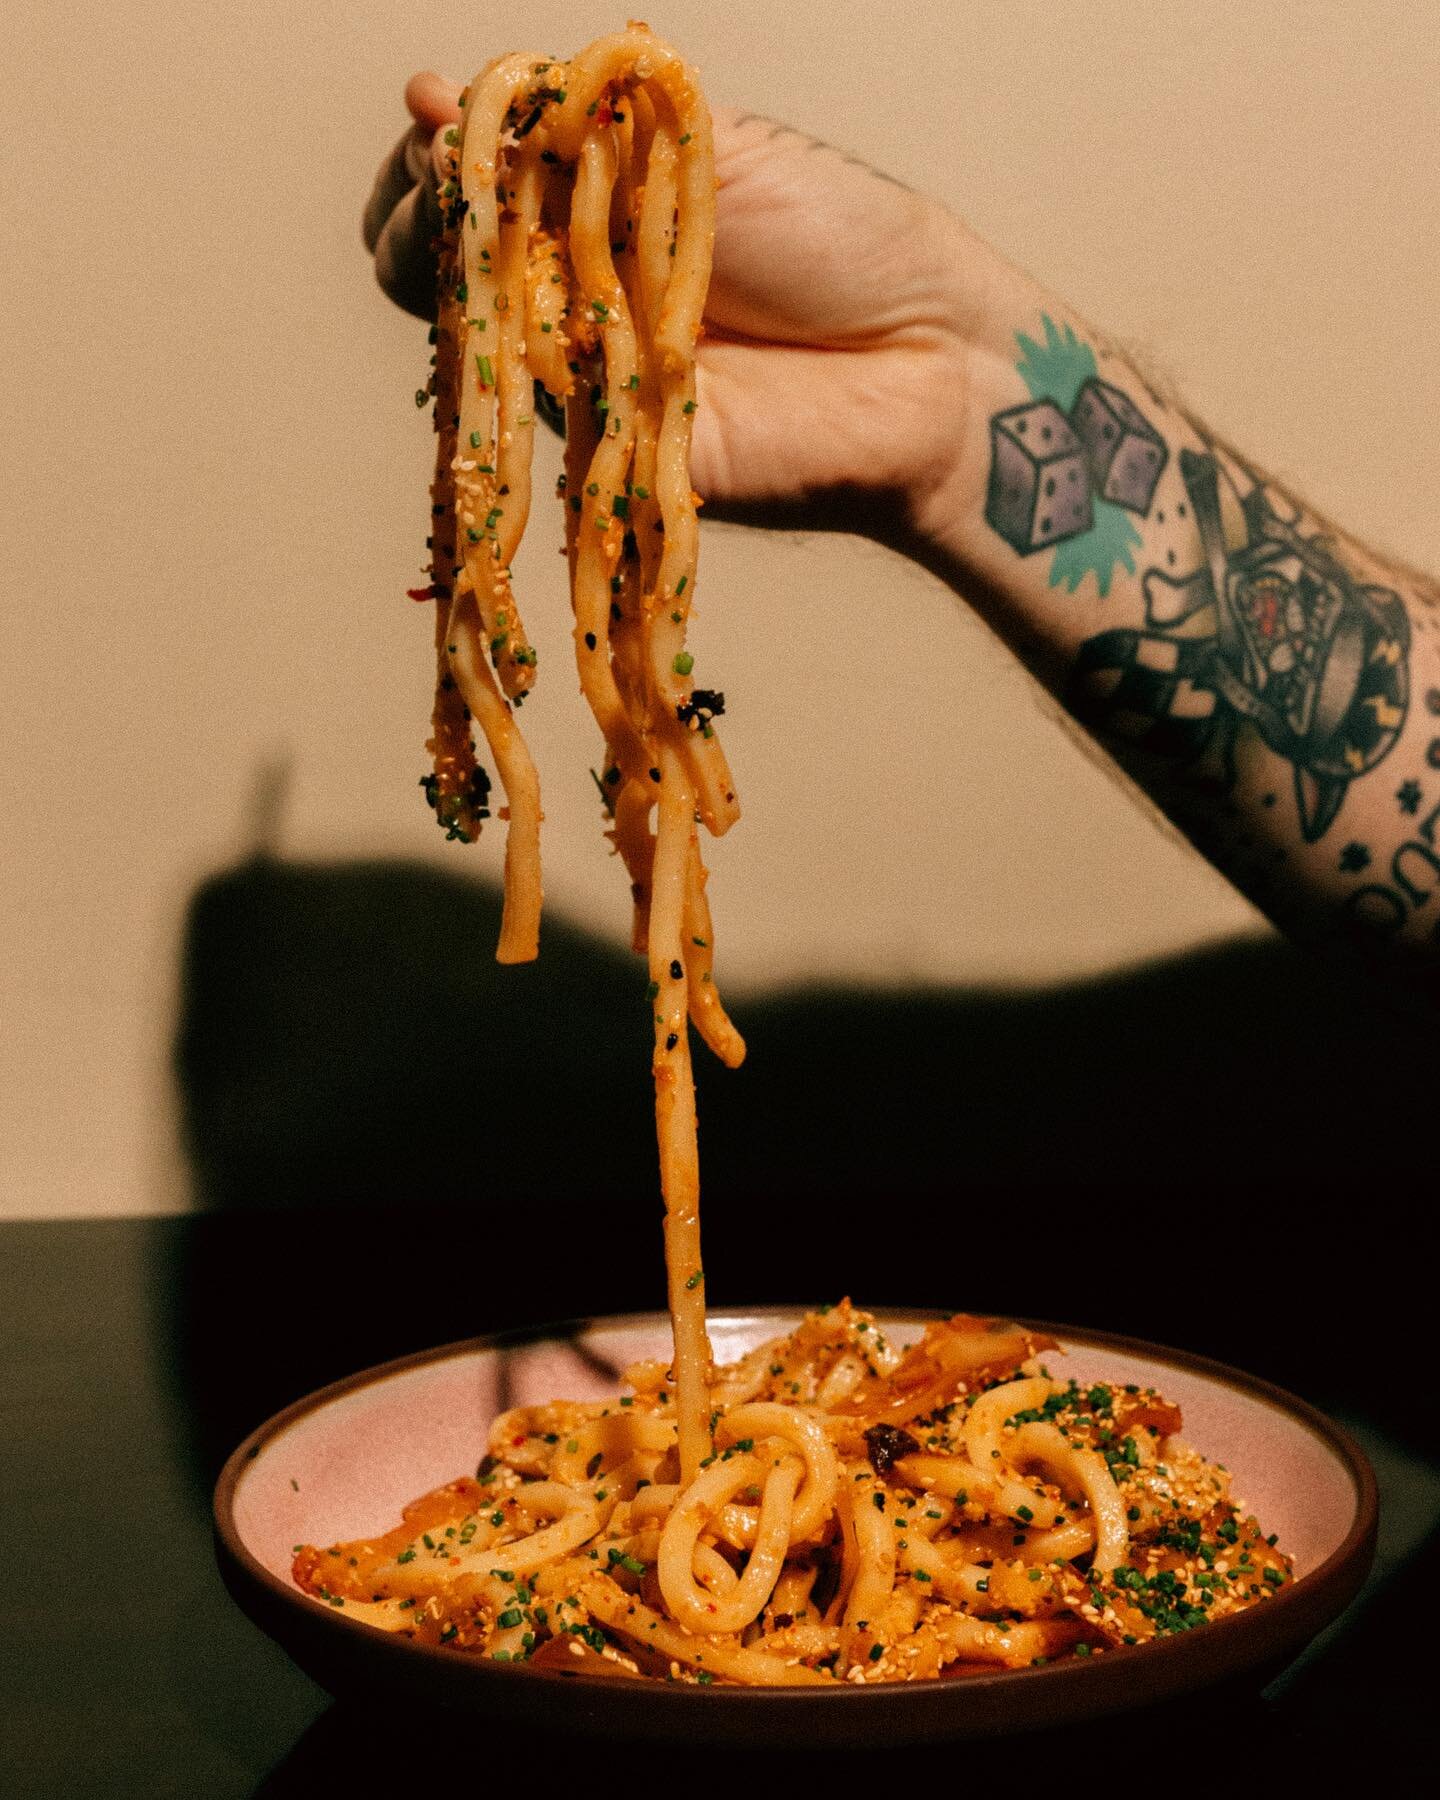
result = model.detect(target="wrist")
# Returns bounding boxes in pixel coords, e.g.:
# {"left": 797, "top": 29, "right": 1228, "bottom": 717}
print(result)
{"left": 903, "top": 222, "right": 1012, "bottom": 524}
{"left": 901, "top": 259, "right": 1207, "bottom": 690}
{"left": 897, "top": 240, "right": 1089, "bottom": 679}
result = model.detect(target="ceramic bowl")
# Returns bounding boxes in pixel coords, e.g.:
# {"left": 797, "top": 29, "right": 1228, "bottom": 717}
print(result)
{"left": 214, "top": 1309, "right": 1376, "bottom": 1747}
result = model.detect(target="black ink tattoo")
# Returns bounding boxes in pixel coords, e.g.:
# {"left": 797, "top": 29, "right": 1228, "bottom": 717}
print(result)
{"left": 726, "top": 113, "right": 914, "bottom": 191}
{"left": 1068, "top": 449, "right": 1411, "bottom": 844}
{"left": 1338, "top": 841, "right": 1372, "bottom": 874}
{"left": 985, "top": 376, "right": 1167, "bottom": 559}
{"left": 1343, "top": 790, "right": 1440, "bottom": 940}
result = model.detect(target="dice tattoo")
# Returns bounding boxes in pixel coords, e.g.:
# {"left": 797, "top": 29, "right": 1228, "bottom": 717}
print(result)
{"left": 985, "top": 400, "right": 1094, "bottom": 556}
{"left": 1070, "top": 377, "right": 1168, "bottom": 515}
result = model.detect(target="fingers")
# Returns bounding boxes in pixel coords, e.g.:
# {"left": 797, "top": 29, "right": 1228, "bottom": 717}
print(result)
{"left": 373, "top": 180, "right": 443, "bottom": 320}
{"left": 404, "top": 70, "right": 463, "bottom": 132}
{"left": 363, "top": 125, "right": 428, "bottom": 253}
{"left": 362, "top": 72, "right": 464, "bottom": 311}
{"left": 365, "top": 72, "right": 463, "bottom": 319}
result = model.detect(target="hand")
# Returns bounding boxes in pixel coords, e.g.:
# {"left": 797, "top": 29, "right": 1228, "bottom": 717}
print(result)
{"left": 365, "top": 74, "right": 980, "bottom": 551}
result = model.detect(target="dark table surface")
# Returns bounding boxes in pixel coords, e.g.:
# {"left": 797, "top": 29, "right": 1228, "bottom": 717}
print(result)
{"left": 4, "top": 1210, "right": 1440, "bottom": 1796}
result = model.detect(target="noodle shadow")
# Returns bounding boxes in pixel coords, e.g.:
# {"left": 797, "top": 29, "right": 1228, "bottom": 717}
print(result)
{"left": 160, "top": 851, "right": 1438, "bottom": 1489}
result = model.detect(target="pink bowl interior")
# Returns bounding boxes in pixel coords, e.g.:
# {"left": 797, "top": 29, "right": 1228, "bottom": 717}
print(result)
{"left": 231, "top": 1314, "right": 1359, "bottom": 1593}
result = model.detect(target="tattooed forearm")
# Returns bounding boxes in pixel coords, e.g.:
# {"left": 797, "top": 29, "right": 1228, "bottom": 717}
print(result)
{"left": 968, "top": 312, "right": 1440, "bottom": 964}
{"left": 1069, "top": 449, "right": 1409, "bottom": 847}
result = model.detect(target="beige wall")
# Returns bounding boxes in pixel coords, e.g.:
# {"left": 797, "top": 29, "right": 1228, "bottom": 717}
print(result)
{"left": 4, "top": 1, "right": 1438, "bottom": 1218}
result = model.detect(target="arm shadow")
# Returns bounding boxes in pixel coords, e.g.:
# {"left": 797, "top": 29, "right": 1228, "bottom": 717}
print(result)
{"left": 158, "top": 852, "right": 1439, "bottom": 1485}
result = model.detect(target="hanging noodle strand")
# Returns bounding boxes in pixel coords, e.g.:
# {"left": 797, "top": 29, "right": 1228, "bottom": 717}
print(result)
{"left": 416, "top": 25, "right": 743, "bottom": 1464}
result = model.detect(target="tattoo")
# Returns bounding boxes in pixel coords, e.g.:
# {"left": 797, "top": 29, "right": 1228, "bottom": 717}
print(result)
{"left": 1068, "top": 448, "right": 1411, "bottom": 845}
{"left": 984, "top": 315, "right": 1167, "bottom": 597}
{"left": 726, "top": 112, "right": 914, "bottom": 192}
{"left": 1343, "top": 687, "right": 1440, "bottom": 940}
{"left": 982, "top": 314, "right": 1437, "bottom": 953}
{"left": 1338, "top": 842, "right": 1372, "bottom": 874}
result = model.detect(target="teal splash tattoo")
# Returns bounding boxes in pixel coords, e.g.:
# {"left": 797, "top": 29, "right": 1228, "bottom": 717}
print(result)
{"left": 1014, "top": 317, "right": 1142, "bottom": 598}
{"left": 1015, "top": 315, "right": 1095, "bottom": 411}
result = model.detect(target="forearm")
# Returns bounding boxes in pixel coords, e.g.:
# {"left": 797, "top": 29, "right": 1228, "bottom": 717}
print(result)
{"left": 914, "top": 242, "right": 1440, "bottom": 965}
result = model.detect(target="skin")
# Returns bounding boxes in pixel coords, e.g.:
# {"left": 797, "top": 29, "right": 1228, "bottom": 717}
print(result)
{"left": 369, "top": 73, "right": 1440, "bottom": 984}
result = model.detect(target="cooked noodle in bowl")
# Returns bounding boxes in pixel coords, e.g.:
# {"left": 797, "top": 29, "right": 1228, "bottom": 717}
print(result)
{"left": 290, "top": 1302, "right": 1300, "bottom": 1685}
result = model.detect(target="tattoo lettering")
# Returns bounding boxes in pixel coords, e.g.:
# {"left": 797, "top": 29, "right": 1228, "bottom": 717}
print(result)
{"left": 984, "top": 316, "right": 1167, "bottom": 596}
{"left": 1342, "top": 689, "right": 1440, "bottom": 941}
{"left": 1068, "top": 449, "right": 1411, "bottom": 844}
{"left": 1344, "top": 791, "right": 1440, "bottom": 939}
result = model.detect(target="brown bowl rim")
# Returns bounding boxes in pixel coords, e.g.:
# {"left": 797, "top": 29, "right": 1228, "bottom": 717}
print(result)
{"left": 214, "top": 1306, "right": 1378, "bottom": 1733}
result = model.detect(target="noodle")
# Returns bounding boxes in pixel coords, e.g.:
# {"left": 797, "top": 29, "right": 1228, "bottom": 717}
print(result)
{"left": 295, "top": 1301, "right": 1295, "bottom": 1682}
{"left": 413, "top": 25, "right": 741, "bottom": 1468}
{"left": 322, "top": 29, "right": 1295, "bottom": 1687}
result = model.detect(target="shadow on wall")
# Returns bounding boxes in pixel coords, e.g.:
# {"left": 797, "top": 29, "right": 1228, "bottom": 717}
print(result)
{"left": 159, "top": 852, "right": 1438, "bottom": 1487}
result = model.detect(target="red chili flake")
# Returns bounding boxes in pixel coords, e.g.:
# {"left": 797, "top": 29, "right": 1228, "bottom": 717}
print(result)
{"left": 512, "top": 1435, "right": 527, "bottom": 1446}
{"left": 597, "top": 104, "right": 614, "bottom": 126}
{"left": 406, "top": 585, "right": 439, "bottom": 603}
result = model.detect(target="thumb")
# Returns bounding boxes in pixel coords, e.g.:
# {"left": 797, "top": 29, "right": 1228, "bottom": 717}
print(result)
{"left": 405, "top": 70, "right": 464, "bottom": 134}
